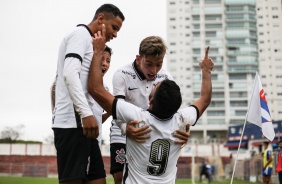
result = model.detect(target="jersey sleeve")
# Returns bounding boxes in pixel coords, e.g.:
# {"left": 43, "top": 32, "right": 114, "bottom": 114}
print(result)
{"left": 63, "top": 57, "right": 93, "bottom": 118}
{"left": 178, "top": 105, "right": 199, "bottom": 126}
{"left": 63, "top": 29, "right": 93, "bottom": 118}
{"left": 65, "top": 29, "right": 90, "bottom": 59}
{"left": 112, "top": 69, "right": 126, "bottom": 99}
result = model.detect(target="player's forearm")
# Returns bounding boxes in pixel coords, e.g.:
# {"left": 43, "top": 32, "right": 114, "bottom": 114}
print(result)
{"left": 88, "top": 51, "right": 114, "bottom": 114}
{"left": 193, "top": 69, "right": 212, "bottom": 117}
{"left": 200, "top": 69, "right": 212, "bottom": 107}
{"left": 88, "top": 52, "right": 104, "bottom": 95}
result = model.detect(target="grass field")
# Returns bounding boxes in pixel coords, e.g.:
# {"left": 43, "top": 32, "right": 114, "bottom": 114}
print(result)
{"left": 0, "top": 176, "right": 261, "bottom": 184}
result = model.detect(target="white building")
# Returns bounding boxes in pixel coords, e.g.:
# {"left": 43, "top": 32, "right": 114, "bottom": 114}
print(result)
{"left": 166, "top": 0, "right": 282, "bottom": 143}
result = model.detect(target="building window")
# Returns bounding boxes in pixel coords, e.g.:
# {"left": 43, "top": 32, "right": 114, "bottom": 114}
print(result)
{"left": 192, "top": 15, "right": 200, "bottom": 21}
{"left": 273, "top": 15, "right": 279, "bottom": 19}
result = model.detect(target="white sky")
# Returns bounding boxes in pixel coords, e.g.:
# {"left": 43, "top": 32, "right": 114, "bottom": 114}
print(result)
{"left": 0, "top": 0, "right": 167, "bottom": 144}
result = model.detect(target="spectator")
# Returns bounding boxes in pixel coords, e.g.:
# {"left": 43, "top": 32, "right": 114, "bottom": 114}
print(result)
{"left": 262, "top": 141, "right": 273, "bottom": 184}
{"left": 199, "top": 160, "right": 212, "bottom": 183}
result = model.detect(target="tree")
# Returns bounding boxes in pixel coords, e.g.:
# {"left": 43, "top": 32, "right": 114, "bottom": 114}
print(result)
{"left": 0, "top": 124, "right": 25, "bottom": 143}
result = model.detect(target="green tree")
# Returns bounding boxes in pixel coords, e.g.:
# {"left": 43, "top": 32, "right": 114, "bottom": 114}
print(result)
{"left": 0, "top": 124, "right": 25, "bottom": 143}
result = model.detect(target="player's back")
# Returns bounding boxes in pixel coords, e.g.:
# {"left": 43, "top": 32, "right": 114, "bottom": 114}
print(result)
{"left": 123, "top": 111, "right": 183, "bottom": 184}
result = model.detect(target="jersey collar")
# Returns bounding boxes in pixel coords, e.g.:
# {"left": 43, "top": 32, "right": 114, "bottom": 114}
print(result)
{"left": 147, "top": 109, "right": 173, "bottom": 121}
{"left": 132, "top": 60, "right": 157, "bottom": 81}
{"left": 77, "top": 24, "right": 94, "bottom": 37}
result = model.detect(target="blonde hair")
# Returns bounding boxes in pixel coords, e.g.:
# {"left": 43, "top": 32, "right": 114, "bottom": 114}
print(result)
{"left": 139, "top": 36, "right": 167, "bottom": 58}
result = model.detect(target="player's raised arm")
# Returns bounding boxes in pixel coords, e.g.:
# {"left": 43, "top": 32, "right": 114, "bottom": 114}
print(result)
{"left": 192, "top": 46, "right": 213, "bottom": 117}
{"left": 88, "top": 24, "right": 115, "bottom": 115}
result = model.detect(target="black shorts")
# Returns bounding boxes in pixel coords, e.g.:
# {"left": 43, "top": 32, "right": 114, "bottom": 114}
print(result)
{"left": 53, "top": 128, "right": 106, "bottom": 183}
{"left": 110, "top": 143, "right": 126, "bottom": 174}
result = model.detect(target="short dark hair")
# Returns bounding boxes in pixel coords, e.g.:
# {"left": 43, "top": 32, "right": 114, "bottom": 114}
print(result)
{"left": 94, "top": 4, "right": 125, "bottom": 21}
{"left": 263, "top": 141, "right": 269, "bottom": 146}
{"left": 152, "top": 80, "right": 182, "bottom": 119}
{"left": 104, "top": 45, "right": 112, "bottom": 56}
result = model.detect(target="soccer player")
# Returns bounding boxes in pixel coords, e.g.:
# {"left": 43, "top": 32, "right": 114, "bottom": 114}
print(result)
{"left": 51, "top": 45, "right": 113, "bottom": 145}
{"left": 51, "top": 4, "right": 124, "bottom": 184}
{"left": 88, "top": 26, "right": 213, "bottom": 183}
{"left": 109, "top": 35, "right": 173, "bottom": 183}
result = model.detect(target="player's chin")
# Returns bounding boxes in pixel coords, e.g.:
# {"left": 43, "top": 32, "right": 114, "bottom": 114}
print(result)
{"left": 146, "top": 75, "right": 155, "bottom": 81}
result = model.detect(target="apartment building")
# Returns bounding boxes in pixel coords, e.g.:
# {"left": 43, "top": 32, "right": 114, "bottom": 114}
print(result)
{"left": 166, "top": 0, "right": 282, "bottom": 143}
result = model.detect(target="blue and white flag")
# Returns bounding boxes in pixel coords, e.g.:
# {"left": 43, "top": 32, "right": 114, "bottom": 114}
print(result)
{"left": 246, "top": 73, "right": 275, "bottom": 141}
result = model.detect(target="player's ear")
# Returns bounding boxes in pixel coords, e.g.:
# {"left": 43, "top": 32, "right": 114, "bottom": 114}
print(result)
{"left": 136, "top": 55, "right": 141, "bottom": 64}
{"left": 97, "top": 13, "right": 105, "bottom": 24}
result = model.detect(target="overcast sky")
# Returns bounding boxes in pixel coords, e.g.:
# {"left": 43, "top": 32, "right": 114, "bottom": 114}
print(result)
{"left": 0, "top": 0, "right": 167, "bottom": 144}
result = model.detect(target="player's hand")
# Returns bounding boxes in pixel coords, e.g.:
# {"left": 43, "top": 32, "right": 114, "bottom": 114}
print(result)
{"left": 199, "top": 46, "right": 214, "bottom": 73}
{"left": 92, "top": 24, "right": 106, "bottom": 53}
{"left": 126, "top": 120, "right": 151, "bottom": 143}
{"left": 82, "top": 115, "right": 99, "bottom": 138}
{"left": 174, "top": 124, "right": 190, "bottom": 148}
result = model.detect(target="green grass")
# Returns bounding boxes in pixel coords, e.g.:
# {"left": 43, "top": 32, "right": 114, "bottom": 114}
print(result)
{"left": 0, "top": 176, "right": 261, "bottom": 184}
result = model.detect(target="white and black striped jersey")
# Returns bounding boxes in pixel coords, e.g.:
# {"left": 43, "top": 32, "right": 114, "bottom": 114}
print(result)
{"left": 52, "top": 25, "right": 104, "bottom": 138}
{"left": 110, "top": 61, "right": 173, "bottom": 144}
{"left": 112, "top": 99, "right": 199, "bottom": 184}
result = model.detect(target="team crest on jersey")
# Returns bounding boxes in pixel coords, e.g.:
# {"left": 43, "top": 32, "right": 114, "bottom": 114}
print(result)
{"left": 115, "top": 148, "right": 126, "bottom": 164}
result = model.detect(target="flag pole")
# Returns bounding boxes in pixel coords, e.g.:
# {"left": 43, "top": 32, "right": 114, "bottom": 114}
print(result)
{"left": 230, "top": 72, "right": 258, "bottom": 184}
{"left": 230, "top": 117, "right": 247, "bottom": 184}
